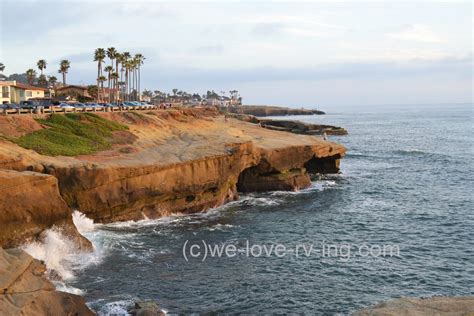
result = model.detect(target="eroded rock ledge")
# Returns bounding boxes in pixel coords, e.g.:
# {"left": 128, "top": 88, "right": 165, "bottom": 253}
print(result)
{"left": 0, "top": 248, "right": 94, "bottom": 315}
{"left": 0, "top": 108, "right": 346, "bottom": 241}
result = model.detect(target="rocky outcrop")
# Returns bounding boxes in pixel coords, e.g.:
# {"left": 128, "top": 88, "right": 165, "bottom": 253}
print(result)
{"left": 227, "top": 113, "right": 347, "bottom": 136}
{"left": 259, "top": 119, "right": 348, "bottom": 136}
{"left": 0, "top": 169, "right": 90, "bottom": 249}
{"left": 0, "top": 248, "right": 94, "bottom": 315}
{"left": 0, "top": 109, "right": 346, "bottom": 225}
{"left": 226, "top": 105, "right": 325, "bottom": 116}
{"left": 353, "top": 296, "right": 474, "bottom": 316}
{"left": 129, "top": 300, "right": 165, "bottom": 316}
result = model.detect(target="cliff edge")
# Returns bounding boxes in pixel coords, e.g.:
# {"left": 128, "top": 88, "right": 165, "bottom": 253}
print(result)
{"left": 0, "top": 108, "right": 345, "bottom": 238}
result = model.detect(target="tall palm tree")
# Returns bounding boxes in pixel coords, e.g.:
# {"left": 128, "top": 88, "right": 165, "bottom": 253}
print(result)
{"left": 134, "top": 54, "right": 145, "bottom": 100}
{"left": 94, "top": 48, "right": 106, "bottom": 102}
{"left": 104, "top": 65, "right": 113, "bottom": 102}
{"left": 110, "top": 72, "right": 119, "bottom": 102}
{"left": 0, "top": 63, "right": 5, "bottom": 73}
{"left": 121, "top": 52, "right": 131, "bottom": 101}
{"left": 98, "top": 75, "right": 107, "bottom": 97}
{"left": 37, "top": 59, "right": 47, "bottom": 75}
{"left": 26, "top": 69, "right": 37, "bottom": 85}
{"left": 106, "top": 47, "right": 118, "bottom": 102}
{"left": 58, "top": 60, "right": 70, "bottom": 85}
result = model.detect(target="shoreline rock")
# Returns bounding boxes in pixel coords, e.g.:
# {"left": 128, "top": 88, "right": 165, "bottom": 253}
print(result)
{"left": 0, "top": 169, "right": 91, "bottom": 250}
{"left": 0, "top": 248, "right": 94, "bottom": 315}
{"left": 228, "top": 113, "right": 348, "bottom": 136}
{"left": 225, "top": 105, "right": 325, "bottom": 116}
{"left": 0, "top": 109, "right": 346, "bottom": 227}
{"left": 353, "top": 296, "right": 474, "bottom": 316}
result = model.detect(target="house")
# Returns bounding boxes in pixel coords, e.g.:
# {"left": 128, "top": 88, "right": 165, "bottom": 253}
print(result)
{"left": 0, "top": 81, "right": 47, "bottom": 104}
{"left": 55, "top": 85, "right": 91, "bottom": 100}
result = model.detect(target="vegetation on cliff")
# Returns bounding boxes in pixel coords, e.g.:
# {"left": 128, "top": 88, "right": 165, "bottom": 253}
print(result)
{"left": 16, "top": 113, "right": 129, "bottom": 156}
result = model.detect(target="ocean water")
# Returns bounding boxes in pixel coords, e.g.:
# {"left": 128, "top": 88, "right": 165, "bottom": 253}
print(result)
{"left": 36, "top": 104, "right": 474, "bottom": 314}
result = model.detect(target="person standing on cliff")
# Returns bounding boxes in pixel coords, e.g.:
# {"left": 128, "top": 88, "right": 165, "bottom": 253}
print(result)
{"left": 322, "top": 131, "right": 328, "bottom": 141}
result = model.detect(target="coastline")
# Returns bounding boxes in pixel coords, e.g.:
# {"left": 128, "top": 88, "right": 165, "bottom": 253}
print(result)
{"left": 0, "top": 107, "right": 345, "bottom": 313}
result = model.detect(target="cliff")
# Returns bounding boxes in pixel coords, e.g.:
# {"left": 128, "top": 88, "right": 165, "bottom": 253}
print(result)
{"left": 226, "top": 105, "right": 325, "bottom": 116}
{"left": 0, "top": 169, "right": 91, "bottom": 249}
{"left": 0, "top": 248, "right": 94, "bottom": 315}
{"left": 353, "top": 296, "right": 474, "bottom": 315}
{"left": 0, "top": 107, "right": 345, "bottom": 232}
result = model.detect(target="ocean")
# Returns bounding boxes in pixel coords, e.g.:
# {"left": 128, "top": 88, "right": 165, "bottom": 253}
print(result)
{"left": 33, "top": 104, "right": 473, "bottom": 314}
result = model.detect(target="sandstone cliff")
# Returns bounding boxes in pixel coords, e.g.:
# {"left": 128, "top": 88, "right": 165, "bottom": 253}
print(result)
{"left": 0, "top": 108, "right": 345, "bottom": 232}
{"left": 0, "top": 248, "right": 94, "bottom": 315}
{"left": 0, "top": 169, "right": 90, "bottom": 249}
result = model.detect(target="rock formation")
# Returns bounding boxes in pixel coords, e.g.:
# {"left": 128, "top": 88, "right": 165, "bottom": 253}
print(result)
{"left": 0, "top": 107, "right": 345, "bottom": 234}
{"left": 353, "top": 296, "right": 474, "bottom": 316}
{"left": 227, "top": 113, "right": 348, "bottom": 136}
{"left": 226, "top": 105, "right": 325, "bottom": 116}
{"left": 0, "top": 169, "right": 91, "bottom": 249}
{"left": 0, "top": 248, "right": 94, "bottom": 315}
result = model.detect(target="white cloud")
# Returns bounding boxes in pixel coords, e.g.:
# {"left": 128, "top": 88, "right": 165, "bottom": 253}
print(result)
{"left": 387, "top": 24, "right": 444, "bottom": 43}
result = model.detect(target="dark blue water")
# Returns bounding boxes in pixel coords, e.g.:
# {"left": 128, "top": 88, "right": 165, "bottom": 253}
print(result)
{"left": 70, "top": 104, "right": 473, "bottom": 315}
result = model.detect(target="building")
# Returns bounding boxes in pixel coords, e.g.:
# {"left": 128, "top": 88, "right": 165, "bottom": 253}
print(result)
{"left": 55, "top": 85, "right": 92, "bottom": 100}
{"left": 0, "top": 81, "right": 47, "bottom": 104}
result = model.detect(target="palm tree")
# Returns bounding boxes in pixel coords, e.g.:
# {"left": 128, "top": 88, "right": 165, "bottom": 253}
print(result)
{"left": 121, "top": 52, "right": 131, "bottom": 101}
{"left": 48, "top": 75, "right": 58, "bottom": 88}
{"left": 58, "top": 60, "right": 70, "bottom": 85}
{"left": 37, "top": 75, "right": 48, "bottom": 87}
{"left": 134, "top": 54, "right": 145, "bottom": 100}
{"left": 98, "top": 75, "right": 107, "bottom": 97}
{"left": 0, "top": 63, "right": 5, "bottom": 73}
{"left": 104, "top": 66, "right": 113, "bottom": 102}
{"left": 94, "top": 48, "right": 106, "bottom": 102}
{"left": 37, "top": 59, "right": 47, "bottom": 75}
{"left": 110, "top": 72, "right": 119, "bottom": 102}
{"left": 26, "top": 69, "right": 37, "bottom": 85}
{"left": 107, "top": 47, "right": 118, "bottom": 102}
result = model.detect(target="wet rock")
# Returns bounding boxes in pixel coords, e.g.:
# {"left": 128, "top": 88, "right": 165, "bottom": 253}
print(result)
{"left": 353, "top": 296, "right": 474, "bottom": 316}
{"left": 129, "top": 300, "right": 165, "bottom": 316}
{"left": 0, "top": 248, "right": 94, "bottom": 315}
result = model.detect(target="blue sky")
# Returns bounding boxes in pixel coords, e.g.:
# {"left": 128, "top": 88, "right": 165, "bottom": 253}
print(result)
{"left": 0, "top": 0, "right": 472, "bottom": 107}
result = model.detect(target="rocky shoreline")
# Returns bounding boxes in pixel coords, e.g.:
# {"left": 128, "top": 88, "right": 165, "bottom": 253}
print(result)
{"left": 225, "top": 105, "right": 325, "bottom": 116}
{"left": 0, "top": 108, "right": 345, "bottom": 314}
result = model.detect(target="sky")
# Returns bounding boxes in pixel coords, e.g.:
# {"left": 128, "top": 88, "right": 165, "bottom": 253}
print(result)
{"left": 0, "top": 0, "right": 472, "bottom": 108}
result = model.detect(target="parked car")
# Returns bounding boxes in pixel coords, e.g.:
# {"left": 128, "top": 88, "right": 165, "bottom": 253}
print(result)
{"left": 121, "top": 101, "right": 136, "bottom": 107}
{"left": 85, "top": 102, "right": 103, "bottom": 108}
{"left": 20, "top": 100, "right": 53, "bottom": 109}
{"left": 58, "top": 103, "right": 75, "bottom": 109}
{"left": 1, "top": 103, "right": 20, "bottom": 110}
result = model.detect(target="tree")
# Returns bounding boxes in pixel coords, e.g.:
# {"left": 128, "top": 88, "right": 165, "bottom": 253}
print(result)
{"left": 37, "top": 74, "right": 48, "bottom": 87}
{"left": 58, "top": 60, "right": 70, "bottom": 85}
{"left": 0, "top": 63, "right": 5, "bottom": 73}
{"left": 94, "top": 48, "right": 106, "bottom": 102}
{"left": 48, "top": 75, "right": 58, "bottom": 88}
{"left": 110, "top": 72, "right": 119, "bottom": 103}
{"left": 98, "top": 75, "right": 107, "bottom": 97}
{"left": 134, "top": 54, "right": 145, "bottom": 100}
{"left": 25, "top": 69, "right": 37, "bottom": 85}
{"left": 121, "top": 52, "right": 131, "bottom": 101}
{"left": 107, "top": 47, "right": 118, "bottom": 102}
{"left": 172, "top": 88, "right": 178, "bottom": 96}
{"left": 37, "top": 59, "right": 47, "bottom": 75}
{"left": 142, "top": 89, "right": 153, "bottom": 99}
{"left": 104, "top": 65, "right": 113, "bottom": 102}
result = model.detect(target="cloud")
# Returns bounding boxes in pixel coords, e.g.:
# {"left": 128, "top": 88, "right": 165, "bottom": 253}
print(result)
{"left": 387, "top": 24, "right": 444, "bottom": 43}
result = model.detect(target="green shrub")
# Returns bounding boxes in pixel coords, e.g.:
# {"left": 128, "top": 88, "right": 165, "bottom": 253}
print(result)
{"left": 16, "top": 113, "right": 129, "bottom": 156}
